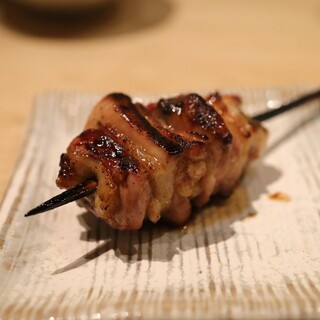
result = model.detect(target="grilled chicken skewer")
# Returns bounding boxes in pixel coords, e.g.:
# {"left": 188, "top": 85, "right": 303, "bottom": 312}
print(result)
{"left": 25, "top": 89, "right": 320, "bottom": 230}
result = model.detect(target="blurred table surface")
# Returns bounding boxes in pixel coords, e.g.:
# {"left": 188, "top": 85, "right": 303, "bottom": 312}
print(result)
{"left": 0, "top": 0, "right": 319, "bottom": 202}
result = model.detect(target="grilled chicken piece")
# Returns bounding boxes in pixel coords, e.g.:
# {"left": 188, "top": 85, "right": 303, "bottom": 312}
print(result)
{"left": 56, "top": 92, "right": 267, "bottom": 230}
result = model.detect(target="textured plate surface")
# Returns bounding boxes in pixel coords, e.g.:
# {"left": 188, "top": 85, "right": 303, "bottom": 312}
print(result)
{"left": 0, "top": 88, "right": 320, "bottom": 319}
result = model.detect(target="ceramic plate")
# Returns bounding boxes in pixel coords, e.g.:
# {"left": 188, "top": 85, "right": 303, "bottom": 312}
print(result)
{"left": 0, "top": 88, "right": 320, "bottom": 319}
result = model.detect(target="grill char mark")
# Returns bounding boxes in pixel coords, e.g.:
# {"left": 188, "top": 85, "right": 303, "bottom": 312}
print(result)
{"left": 157, "top": 93, "right": 233, "bottom": 146}
{"left": 58, "top": 153, "right": 75, "bottom": 181}
{"left": 110, "top": 93, "right": 184, "bottom": 156}
{"left": 78, "top": 128, "right": 140, "bottom": 174}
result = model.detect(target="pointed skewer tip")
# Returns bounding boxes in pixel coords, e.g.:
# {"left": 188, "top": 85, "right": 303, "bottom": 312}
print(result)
{"left": 25, "top": 180, "right": 97, "bottom": 218}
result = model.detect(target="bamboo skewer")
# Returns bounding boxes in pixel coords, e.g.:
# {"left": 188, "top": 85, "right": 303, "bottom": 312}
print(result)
{"left": 25, "top": 180, "right": 97, "bottom": 217}
{"left": 252, "top": 88, "right": 320, "bottom": 121}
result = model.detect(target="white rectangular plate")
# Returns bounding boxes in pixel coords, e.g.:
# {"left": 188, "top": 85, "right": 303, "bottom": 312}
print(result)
{"left": 0, "top": 88, "right": 320, "bottom": 319}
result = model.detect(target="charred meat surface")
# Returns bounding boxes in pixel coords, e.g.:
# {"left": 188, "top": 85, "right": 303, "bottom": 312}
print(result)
{"left": 56, "top": 92, "right": 268, "bottom": 230}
